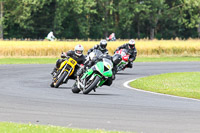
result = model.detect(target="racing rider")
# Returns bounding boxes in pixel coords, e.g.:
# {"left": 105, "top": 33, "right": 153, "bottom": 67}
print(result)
{"left": 87, "top": 39, "right": 108, "bottom": 55}
{"left": 77, "top": 53, "right": 114, "bottom": 86}
{"left": 114, "top": 39, "right": 137, "bottom": 69}
{"left": 51, "top": 44, "right": 86, "bottom": 80}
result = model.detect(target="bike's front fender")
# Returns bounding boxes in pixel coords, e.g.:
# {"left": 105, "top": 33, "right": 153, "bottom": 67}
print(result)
{"left": 81, "top": 68, "right": 93, "bottom": 80}
{"left": 59, "top": 60, "right": 68, "bottom": 70}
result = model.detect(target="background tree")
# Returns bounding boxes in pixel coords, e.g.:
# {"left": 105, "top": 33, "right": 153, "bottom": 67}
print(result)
{"left": 0, "top": 0, "right": 4, "bottom": 39}
{"left": 2, "top": 0, "right": 200, "bottom": 39}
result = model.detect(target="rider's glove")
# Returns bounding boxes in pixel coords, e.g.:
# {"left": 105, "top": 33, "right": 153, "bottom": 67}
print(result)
{"left": 80, "top": 64, "right": 84, "bottom": 68}
{"left": 61, "top": 52, "right": 67, "bottom": 58}
{"left": 129, "top": 58, "right": 134, "bottom": 62}
{"left": 114, "top": 48, "right": 119, "bottom": 53}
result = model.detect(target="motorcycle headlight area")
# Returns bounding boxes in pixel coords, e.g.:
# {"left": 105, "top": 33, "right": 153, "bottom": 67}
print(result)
{"left": 103, "top": 58, "right": 113, "bottom": 68}
{"left": 91, "top": 66, "right": 96, "bottom": 71}
{"left": 103, "top": 62, "right": 112, "bottom": 72}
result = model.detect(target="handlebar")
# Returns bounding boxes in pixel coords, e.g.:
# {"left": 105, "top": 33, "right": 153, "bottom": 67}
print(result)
{"left": 76, "top": 63, "right": 84, "bottom": 68}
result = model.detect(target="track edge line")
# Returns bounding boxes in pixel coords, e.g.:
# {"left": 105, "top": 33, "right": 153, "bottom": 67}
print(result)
{"left": 124, "top": 79, "right": 200, "bottom": 102}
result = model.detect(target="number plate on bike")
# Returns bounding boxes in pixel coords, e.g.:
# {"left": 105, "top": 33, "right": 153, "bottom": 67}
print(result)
{"left": 68, "top": 58, "right": 77, "bottom": 66}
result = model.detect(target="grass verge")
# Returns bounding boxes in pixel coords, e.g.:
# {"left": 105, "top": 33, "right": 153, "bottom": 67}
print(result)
{"left": 129, "top": 72, "right": 200, "bottom": 99}
{"left": 0, "top": 56, "right": 200, "bottom": 64}
{"left": 0, "top": 57, "right": 58, "bottom": 64}
{"left": 136, "top": 56, "right": 200, "bottom": 62}
{"left": 0, "top": 122, "right": 132, "bottom": 133}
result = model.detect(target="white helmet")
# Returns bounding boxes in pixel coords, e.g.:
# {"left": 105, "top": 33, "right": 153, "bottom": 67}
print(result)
{"left": 74, "top": 44, "right": 84, "bottom": 56}
{"left": 128, "top": 39, "right": 135, "bottom": 49}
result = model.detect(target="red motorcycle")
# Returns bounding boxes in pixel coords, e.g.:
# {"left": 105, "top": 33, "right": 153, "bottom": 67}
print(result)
{"left": 114, "top": 49, "right": 130, "bottom": 72}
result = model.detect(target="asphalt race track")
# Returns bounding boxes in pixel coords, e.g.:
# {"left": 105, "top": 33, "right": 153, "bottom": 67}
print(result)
{"left": 0, "top": 62, "right": 200, "bottom": 133}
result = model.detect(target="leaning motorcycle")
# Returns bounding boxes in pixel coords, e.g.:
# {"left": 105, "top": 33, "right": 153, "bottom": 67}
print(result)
{"left": 114, "top": 49, "right": 130, "bottom": 72}
{"left": 72, "top": 50, "right": 113, "bottom": 94}
{"left": 50, "top": 56, "right": 77, "bottom": 88}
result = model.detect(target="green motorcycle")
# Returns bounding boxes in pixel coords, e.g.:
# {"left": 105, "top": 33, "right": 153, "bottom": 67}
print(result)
{"left": 72, "top": 50, "right": 113, "bottom": 94}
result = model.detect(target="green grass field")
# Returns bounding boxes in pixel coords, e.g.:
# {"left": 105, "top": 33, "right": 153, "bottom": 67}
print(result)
{"left": 0, "top": 122, "right": 132, "bottom": 133}
{"left": 0, "top": 56, "right": 200, "bottom": 64}
{"left": 0, "top": 57, "right": 137, "bottom": 133}
{"left": 135, "top": 56, "right": 200, "bottom": 62}
{"left": 130, "top": 72, "right": 200, "bottom": 99}
{"left": 0, "top": 57, "right": 58, "bottom": 64}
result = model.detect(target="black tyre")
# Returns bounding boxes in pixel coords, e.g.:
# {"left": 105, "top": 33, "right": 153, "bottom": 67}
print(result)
{"left": 50, "top": 82, "right": 54, "bottom": 87}
{"left": 54, "top": 71, "right": 68, "bottom": 88}
{"left": 83, "top": 76, "right": 101, "bottom": 94}
{"left": 72, "top": 82, "right": 81, "bottom": 93}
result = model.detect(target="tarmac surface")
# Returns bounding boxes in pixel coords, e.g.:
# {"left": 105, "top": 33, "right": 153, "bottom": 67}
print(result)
{"left": 0, "top": 62, "right": 200, "bottom": 133}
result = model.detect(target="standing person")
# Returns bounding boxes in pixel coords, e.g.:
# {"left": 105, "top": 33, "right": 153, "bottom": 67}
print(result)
{"left": 87, "top": 39, "right": 108, "bottom": 55}
{"left": 51, "top": 44, "right": 85, "bottom": 79}
{"left": 114, "top": 39, "right": 137, "bottom": 68}
{"left": 46, "top": 31, "right": 56, "bottom": 41}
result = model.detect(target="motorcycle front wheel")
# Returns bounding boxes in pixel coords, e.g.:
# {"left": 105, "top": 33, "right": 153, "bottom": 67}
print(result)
{"left": 72, "top": 82, "right": 81, "bottom": 93}
{"left": 50, "top": 82, "right": 54, "bottom": 87}
{"left": 83, "top": 76, "right": 101, "bottom": 94}
{"left": 54, "top": 71, "right": 68, "bottom": 88}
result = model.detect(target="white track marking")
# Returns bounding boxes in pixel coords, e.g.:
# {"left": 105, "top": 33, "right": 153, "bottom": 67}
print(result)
{"left": 124, "top": 79, "right": 200, "bottom": 102}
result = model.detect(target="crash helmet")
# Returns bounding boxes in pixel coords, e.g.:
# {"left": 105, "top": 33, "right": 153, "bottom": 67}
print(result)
{"left": 99, "top": 39, "right": 107, "bottom": 50}
{"left": 128, "top": 39, "right": 135, "bottom": 49}
{"left": 74, "top": 44, "right": 84, "bottom": 56}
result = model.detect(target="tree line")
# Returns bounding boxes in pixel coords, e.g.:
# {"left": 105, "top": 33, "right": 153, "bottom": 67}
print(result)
{"left": 0, "top": 0, "right": 200, "bottom": 40}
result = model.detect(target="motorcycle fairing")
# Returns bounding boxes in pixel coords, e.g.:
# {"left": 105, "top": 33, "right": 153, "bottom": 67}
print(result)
{"left": 59, "top": 57, "right": 77, "bottom": 76}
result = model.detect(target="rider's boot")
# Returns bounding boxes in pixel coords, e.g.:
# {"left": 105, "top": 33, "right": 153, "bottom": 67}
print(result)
{"left": 51, "top": 67, "right": 58, "bottom": 77}
{"left": 77, "top": 67, "right": 85, "bottom": 77}
{"left": 112, "top": 69, "right": 116, "bottom": 80}
{"left": 112, "top": 74, "right": 116, "bottom": 80}
{"left": 126, "top": 62, "right": 133, "bottom": 68}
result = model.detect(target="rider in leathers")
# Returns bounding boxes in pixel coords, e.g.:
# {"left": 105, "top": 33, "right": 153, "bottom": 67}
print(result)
{"left": 78, "top": 40, "right": 114, "bottom": 86}
{"left": 87, "top": 39, "right": 108, "bottom": 55}
{"left": 51, "top": 44, "right": 86, "bottom": 80}
{"left": 114, "top": 39, "right": 137, "bottom": 69}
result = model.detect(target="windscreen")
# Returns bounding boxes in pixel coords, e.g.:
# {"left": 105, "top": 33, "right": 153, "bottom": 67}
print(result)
{"left": 92, "top": 49, "right": 103, "bottom": 58}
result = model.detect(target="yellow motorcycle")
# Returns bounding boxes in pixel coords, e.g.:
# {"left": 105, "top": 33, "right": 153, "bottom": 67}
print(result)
{"left": 50, "top": 57, "right": 77, "bottom": 88}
